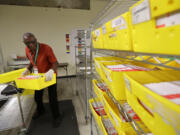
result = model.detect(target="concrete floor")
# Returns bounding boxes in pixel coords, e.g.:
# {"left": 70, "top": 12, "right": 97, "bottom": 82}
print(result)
{"left": 0, "top": 77, "right": 98, "bottom": 135}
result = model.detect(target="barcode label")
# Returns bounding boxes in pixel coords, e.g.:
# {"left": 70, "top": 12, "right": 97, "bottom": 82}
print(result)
{"left": 132, "top": 0, "right": 151, "bottom": 24}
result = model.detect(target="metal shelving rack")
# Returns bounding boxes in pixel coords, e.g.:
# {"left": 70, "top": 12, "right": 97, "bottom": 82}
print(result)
{"left": 75, "top": 30, "right": 91, "bottom": 123}
{"left": 88, "top": 0, "right": 180, "bottom": 135}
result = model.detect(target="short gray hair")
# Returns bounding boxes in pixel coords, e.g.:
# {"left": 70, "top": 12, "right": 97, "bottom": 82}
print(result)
{"left": 23, "top": 32, "right": 35, "bottom": 40}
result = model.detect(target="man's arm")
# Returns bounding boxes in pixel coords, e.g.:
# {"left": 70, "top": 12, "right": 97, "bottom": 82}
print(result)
{"left": 27, "top": 62, "right": 33, "bottom": 72}
{"left": 51, "top": 62, "right": 58, "bottom": 72}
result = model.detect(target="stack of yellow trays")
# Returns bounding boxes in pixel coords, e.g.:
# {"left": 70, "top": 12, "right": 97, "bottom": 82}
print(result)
{"left": 105, "top": 12, "right": 132, "bottom": 51}
{"left": 129, "top": 0, "right": 180, "bottom": 55}
{"left": 100, "top": 61, "right": 151, "bottom": 101}
{"left": 124, "top": 70, "right": 180, "bottom": 135}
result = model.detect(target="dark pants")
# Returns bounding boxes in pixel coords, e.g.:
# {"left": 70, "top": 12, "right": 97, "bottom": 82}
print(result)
{"left": 34, "top": 83, "right": 60, "bottom": 119}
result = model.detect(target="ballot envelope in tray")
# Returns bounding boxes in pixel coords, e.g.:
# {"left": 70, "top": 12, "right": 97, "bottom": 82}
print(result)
{"left": 15, "top": 73, "right": 56, "bottom": 90}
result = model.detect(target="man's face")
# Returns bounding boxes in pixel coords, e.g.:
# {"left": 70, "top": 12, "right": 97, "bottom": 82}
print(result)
{"left": 23, "top": 35, "right": 37, "bottom": 52}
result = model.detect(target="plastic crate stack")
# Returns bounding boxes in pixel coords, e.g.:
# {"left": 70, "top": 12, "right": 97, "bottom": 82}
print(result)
{"left": 92, "top": 0, "right": 180, "bottom": 55}
{"left": 90, "top": 0, "right": 180, "bottom": 135}
{"left": 91, "top": 56, "right": 153, "bottom": 135}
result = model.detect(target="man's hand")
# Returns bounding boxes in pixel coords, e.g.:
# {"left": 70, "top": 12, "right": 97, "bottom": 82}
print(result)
{"left": 22, "top": 68, "right": 30, "bottom": 76}
{"left": 45, "top": 69, "right": 54, "bottom": 81}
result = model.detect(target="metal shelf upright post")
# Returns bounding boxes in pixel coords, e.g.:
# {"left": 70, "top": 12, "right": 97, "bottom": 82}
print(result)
{"left": 75, "top": 30, "right": 91, "bottom": 123}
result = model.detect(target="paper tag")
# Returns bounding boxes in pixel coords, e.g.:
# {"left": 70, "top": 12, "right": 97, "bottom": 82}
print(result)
{"left": 102, "top": 25, "right": 107, "bottom": 34}
{"left": 102, "top": 98, "right": 106, "bottom": 106}
{"left": 33, "top": 67, "right": 38, "bottom": 74}
{"left": 111, "top": 16, "right": 127, "bottom": 30}
{"left": 110, "top": 111, "right": 119, "bottom": 127}
{"left": 132, "top": 0, "right": 151, "bottom": 24}
{"left": 104, "top": 69, "right": 112, "bottom": 82}
{"left": 124, "top": 77, "right": 131, "bottom": 92}
{"left": 94, "top": 29, "right": 100, "bottom": 37}
{"left": 95, "top": 61, "right": 100, "bottom": 68}
{"left": 156, "top": 11, "right": 180, "bottom": 28}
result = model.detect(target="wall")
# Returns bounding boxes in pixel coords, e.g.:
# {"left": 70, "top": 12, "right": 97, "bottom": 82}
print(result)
{"left": 0, "top": 0, "right": 108, "bottom": 75}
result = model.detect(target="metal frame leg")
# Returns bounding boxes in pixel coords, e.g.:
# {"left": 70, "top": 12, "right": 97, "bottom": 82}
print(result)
{"left": 17, "top": 91, "right": 27, "bottom": 135}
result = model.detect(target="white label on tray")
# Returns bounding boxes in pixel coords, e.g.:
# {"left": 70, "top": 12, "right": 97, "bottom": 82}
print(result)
{"left": 111, "top": 16, "right": 127, "bottom": 30}
{"left": 110, "top": 110, "right": 119, "bottom": 126}
{"left": 132, "top": 0, "right": 151, "bottom": 24}
{"left": 102, "top": 25, "right": 107, "bottom": 34}
{"left": 156, "top": 11, "right": 180, "bottom": 28}
{"left": 94, "top": 29, "right": 100, "bottom": 37}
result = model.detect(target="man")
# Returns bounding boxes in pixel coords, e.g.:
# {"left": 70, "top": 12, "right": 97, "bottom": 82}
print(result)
{"left": 22, "top": 32, "right": 62, "bottom": 128}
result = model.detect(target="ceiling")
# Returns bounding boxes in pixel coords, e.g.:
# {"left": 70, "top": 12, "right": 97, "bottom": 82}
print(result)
{"left": 0, "top": 0, "right": 90, "bottom": 10}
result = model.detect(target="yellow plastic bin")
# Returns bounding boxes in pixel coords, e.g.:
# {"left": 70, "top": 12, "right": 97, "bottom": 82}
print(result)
{"left": 101, "top": 61, "right": 150, "bottom": 100}
{"left": 22, "top": 89, "right": 34, "bottom": 95}
{"left": 124, "top": 70, "right": 180, "bottom": 135}
{"left": 89, "top": 98, "right": 116, "bottom": 135}
{"left": 94, "top": 56, "right": 124, "bottom": 79}
{"left": 92, "top": 28, "right": 104, "bottom": 49}
{"left": 129, "top": 0, "right": 180, "bottom": 55}
{"left": 15, "top": 73, "right": 56, "bottom": 90}
{"left": 101, "top": 24, "right": 109, "bottom": 49}
{"left": 103, "top": 12, "right": 133, "bottom": 51}
{"left": 102, "top": 94, "right": 150, "bottom": 135}
{"left": 93, "top": 79, "right": 109, "bottom": 105}
{"left": 0, "top": 68, "right": 26, "bottom": 84}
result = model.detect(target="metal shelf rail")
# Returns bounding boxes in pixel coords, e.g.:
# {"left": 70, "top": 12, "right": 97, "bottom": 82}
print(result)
{"left": 93, "top": 48, "right": 180, "bottom": 71}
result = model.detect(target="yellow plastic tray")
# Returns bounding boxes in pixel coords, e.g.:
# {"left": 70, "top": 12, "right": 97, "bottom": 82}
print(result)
{"left": 129, "top": 0, "right": 180, "bottom": 55}
{"left": 93, "top": 79, "right": 106, "bottom": 104}
{"left": 94, "top": 56, "right": 124, "bottom": 79}
{"left": 102, "top": 94, "right": 131, "bottom": 133}
{"left": 102, "top": 94, "right": 150, "bottom": 135}
{"left": 101, "top": 61, "right": 151, "bottom": 100}
{"left": 92, "top": 28, "right": 104, "bottom": 49}
{"left": 103, "top": 12, "right": 133, "bottom": 51}
{"left": 15, "top": 73, "right": 56, "bottom": 90}
{"left": 22, "top": 89, "right": 34, "bottom": 95}
{"left": 0, "top": 68, "right": 26, "bottom": 84}
{"left": 89, "top": 98, "right": 109, "bottom": 135}
{"left": 124, "top": 70, "right": 180, "bottom": 135}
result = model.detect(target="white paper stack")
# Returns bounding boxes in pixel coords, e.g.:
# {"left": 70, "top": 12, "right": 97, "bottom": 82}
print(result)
{"left": 144, "top": 81, "right": 180, "bottom": 105}
{"left": 18, "top": 75, "right": 42, "bottom": 80}
{"left": 103, "top": 118, "right": 118, "bottom": 135}
{"left": 106, "top": 64, "right": 149, "bottom": 72}
{"left": 122, "top": 103, "right": 141, "bottom": 121}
